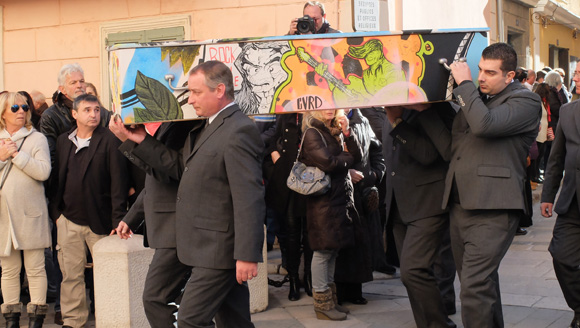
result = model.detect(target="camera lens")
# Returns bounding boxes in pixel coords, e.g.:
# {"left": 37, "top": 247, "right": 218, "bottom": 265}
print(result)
{"left": 297, "top": 21, "right": 310, "bottom": 34}
{"left": 296, "top": 15, "right": 315, "bottom": 34}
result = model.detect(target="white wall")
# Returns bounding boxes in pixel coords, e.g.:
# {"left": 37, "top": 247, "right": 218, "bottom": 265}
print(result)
{"left": 400, "top": 0, "right": 489, "bottom": 30}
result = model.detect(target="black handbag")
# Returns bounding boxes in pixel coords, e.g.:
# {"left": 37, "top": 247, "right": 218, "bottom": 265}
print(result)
{"left": 286, "top": 128, "right": 330, "bottom": 196}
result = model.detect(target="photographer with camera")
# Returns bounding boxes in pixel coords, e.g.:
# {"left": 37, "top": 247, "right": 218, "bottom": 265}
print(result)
{"left": 288, "top": 1, "right": 340, "bottom": 35}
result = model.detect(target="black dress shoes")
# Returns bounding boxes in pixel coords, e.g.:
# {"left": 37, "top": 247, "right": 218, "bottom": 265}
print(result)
{"left": 516, "top": 227, "right": 528, "bottom": 236}
{"left": 376, "top": 264, "right": 397, "bottom": 275}
{"left": 54, "top": 311, "right": 64, "bottom": 325}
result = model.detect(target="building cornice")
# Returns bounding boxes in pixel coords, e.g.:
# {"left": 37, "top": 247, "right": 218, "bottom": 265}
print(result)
{"left": 534, "top": 0, "right": 580, "bottom": 30}
{"left": 510, "top": 0, "right": 542, "bottom": 8}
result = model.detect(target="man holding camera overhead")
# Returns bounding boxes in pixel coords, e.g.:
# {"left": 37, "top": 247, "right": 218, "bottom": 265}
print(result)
{"left": 288, "top": 1, "right": 340, "bottom": 35}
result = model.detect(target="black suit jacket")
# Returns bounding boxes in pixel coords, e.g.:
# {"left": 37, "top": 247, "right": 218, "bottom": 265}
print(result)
{"left": 131, "top": 104, "right": 266, "bottom": 269}
{"left": 50, "top": 125, "right": 129, "bottom": 235}
{"left": 542, "top": 100, "right": 580, "bottom": 214}
{"left": 443, "top": 81, "right": 541, "bottom": 210}
{"left": 384, "top": 104, "right": 455, "bottom": 223}
{"left": 120, "top": 121, "right": 195, "bottom": 248}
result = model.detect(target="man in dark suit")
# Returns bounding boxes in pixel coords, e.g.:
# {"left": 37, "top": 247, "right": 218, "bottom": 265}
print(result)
{"left": 49, "top": 94, "right": 129, "bottom": 328}
{"left": 110, "top": 60, "right": 265, "bottom": 327}
{"left": 540, "top": 65, "right": 580, "bottom": 328}
{"left": 446, "top": 43, "right": 541, "bottom": 327}
{"left": 111, "top": 121, "right": 195, "bottom": 328}
{"left": 384, "top": 102, "right": 456, "bottom": 328}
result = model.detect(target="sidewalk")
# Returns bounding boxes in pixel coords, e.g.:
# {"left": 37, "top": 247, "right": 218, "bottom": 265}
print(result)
{"left": 253, "top": 184, "right": 575, "bottom": 327}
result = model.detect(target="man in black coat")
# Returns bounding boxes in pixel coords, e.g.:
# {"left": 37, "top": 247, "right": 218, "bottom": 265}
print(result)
{"left": 384, "top": 103, "right": 456, "bottom": 328}
{"left": 541, "top": 66, "right": 580, "bottom": 328}
{"left": 49, "top": 94, "right": 129, "bottom": 328}
{"left": 112, "top": 120, "right": 195, "bottom": 328}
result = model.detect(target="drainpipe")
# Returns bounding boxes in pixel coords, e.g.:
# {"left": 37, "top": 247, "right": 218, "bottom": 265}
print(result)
{"left": 497, "top": 0, "right": 504, "bottom": 42}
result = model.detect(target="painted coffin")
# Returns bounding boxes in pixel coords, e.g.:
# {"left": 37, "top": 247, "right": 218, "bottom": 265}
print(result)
{"left": 108, "top": 29, "right": 488, "bottom": 123}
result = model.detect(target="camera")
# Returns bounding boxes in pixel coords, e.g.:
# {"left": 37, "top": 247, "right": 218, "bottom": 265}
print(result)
{"left": 296, "top": 15, "right": 316, "bottom": 34}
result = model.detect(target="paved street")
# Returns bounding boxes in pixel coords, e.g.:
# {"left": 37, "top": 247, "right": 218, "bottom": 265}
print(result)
{"left": 2, "top": 186, "right": 572, "bottom": 328}
{"left": 253, "top": 184, "right": 576, "bottom": 328}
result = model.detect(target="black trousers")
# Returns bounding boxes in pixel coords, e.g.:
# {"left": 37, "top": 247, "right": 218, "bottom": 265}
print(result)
{"left": 143, "top": 248, "right": 191, "bottom": 328}
{"left": 178, "top": 267, "right": 253, "bottom": 328}
{"left": 550, "top": 197, "right": 580, "bottom": 317}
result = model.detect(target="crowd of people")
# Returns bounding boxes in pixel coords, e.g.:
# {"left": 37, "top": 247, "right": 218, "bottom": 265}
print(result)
{"left": 0, "top": 2, "right": 578, "bottom": 328}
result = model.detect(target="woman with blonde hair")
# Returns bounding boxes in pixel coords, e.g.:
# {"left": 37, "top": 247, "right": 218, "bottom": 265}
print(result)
{"left": 299, "top": 109, "right": 361, "bottom": 321}
{"left": 0, "top": 92, "right": 51, "bottom": 328}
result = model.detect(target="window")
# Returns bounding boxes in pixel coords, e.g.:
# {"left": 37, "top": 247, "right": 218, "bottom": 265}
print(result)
{"left": 99, "top": 15, "right": 191, "bottom": 109}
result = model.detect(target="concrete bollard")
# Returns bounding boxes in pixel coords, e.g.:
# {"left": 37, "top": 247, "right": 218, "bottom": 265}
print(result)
{"left": 93, "top": 235, "right": 154, "bottom": 328}
{"left": 92, "top": 226, "right": 268, "bottom": 327}
{"left": 248, "top": 225, "right": 268, "bottom": 313}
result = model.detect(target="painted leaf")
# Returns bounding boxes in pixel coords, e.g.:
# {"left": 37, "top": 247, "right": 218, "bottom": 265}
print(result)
{"left": 161, "top": 46, "right": 201, "bottom": 74}
{"left": 133, "top": 107, "right": 157, "bottom": 123}
{"left": 134, "top": 71, "right": 183, "bottom": 122}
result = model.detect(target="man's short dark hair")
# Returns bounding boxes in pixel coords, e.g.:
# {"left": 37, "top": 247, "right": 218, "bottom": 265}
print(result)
{"left": 536, "top": 70, "right": 547, "bottom": 80}
{"left": 190, "top": 61, "right": 235, "bottom": 100}
{"left": 73, "top": 94, "right": 99, "bottom": 111}
{"left": 481, "top": 42, "right": 517, "bottom": 75}
{"left": 514, "top": 67, "right": 527, "bottom": 82}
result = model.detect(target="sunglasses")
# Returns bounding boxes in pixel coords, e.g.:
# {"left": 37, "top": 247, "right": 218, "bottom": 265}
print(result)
{"left": 10, "top": 104, "right": 29, "bottom": 113}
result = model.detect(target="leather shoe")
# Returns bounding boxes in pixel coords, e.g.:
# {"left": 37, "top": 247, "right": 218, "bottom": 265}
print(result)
{"left": 376, "top": 264, "right": 397, "bottom": 275}
{"left": 54, "top": 311, "right": 64, "bottom": 325}
{"left": 62, "top": 326, "right": 73, "bottom": 328}
{"left": 516, "top": 227, "right": 528, "bottom": 236}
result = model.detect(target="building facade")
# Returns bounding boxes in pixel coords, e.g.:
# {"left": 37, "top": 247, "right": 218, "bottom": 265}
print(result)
{"left": 0, "top": 0, "right": 578, "bottom": 107}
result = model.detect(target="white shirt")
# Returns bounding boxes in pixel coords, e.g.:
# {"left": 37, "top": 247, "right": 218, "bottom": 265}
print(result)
{"left": 68, "top": 129, "right": 91, "bottom": 154}
{"left": 208, "top": 102, "right": 236, "bottom": 125}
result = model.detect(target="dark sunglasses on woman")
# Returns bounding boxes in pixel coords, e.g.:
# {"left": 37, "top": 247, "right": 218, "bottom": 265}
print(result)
{"left": 10, "top": 104, "right": 29, "bottom": 113}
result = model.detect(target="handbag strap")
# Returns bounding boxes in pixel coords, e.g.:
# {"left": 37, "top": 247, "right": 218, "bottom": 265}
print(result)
{"left": 0, "top": 136, "right": 28, "bottom": 189}
{"left": 296, "top": 128, "right": 327, "bottom": 162}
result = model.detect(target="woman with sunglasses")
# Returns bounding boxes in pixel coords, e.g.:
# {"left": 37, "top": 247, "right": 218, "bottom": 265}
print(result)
{"left": 0, "top": 92, "right": 51, "bottom": 328}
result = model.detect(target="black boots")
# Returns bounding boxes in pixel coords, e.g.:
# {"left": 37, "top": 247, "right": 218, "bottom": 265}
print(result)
{"left": 288, "top": 274, "right": 301, "bottom": 301}
{"left": 1, "top": 303, "right": 21, "bottom": 328}
{"left": 303, "top": 272, "right": 313, "bottom": 297}
{"left": 27, "top": 303, "right": 48, "bottom": 328}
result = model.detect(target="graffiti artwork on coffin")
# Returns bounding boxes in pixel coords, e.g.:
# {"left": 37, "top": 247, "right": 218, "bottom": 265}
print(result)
{"left": 108, "top": 29, "right": 488, "bottom": 123}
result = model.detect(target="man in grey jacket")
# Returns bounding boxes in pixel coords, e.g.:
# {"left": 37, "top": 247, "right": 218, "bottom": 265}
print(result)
{"left": 447, "top": 43, "right": 541, "bottom": 328}
{"left": 540, "top": 65, "right": 580, "bottom": 328}
{"left": 110, "top": 60, "right": 265, "bottom": 328}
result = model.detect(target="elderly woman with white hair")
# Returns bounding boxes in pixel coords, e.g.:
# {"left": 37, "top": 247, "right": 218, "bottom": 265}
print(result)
{"left": 0, "top": 92, "right": 51, "bottom": 328}
{"left": 544, "top": 71, "right": 566, "bottom": 133}
{"left": 543, "top": 71, "right": 567, "bottom": 172}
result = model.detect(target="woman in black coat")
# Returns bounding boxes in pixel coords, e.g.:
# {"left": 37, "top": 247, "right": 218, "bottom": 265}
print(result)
{"left": 265, "top": 113, "right": 312, "bottom": 300}
{"left": 300, "top": 109, "right": 361, "bottom": 321}
{"left": 334, "top": 108, "right": 386, "bottom": 305}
